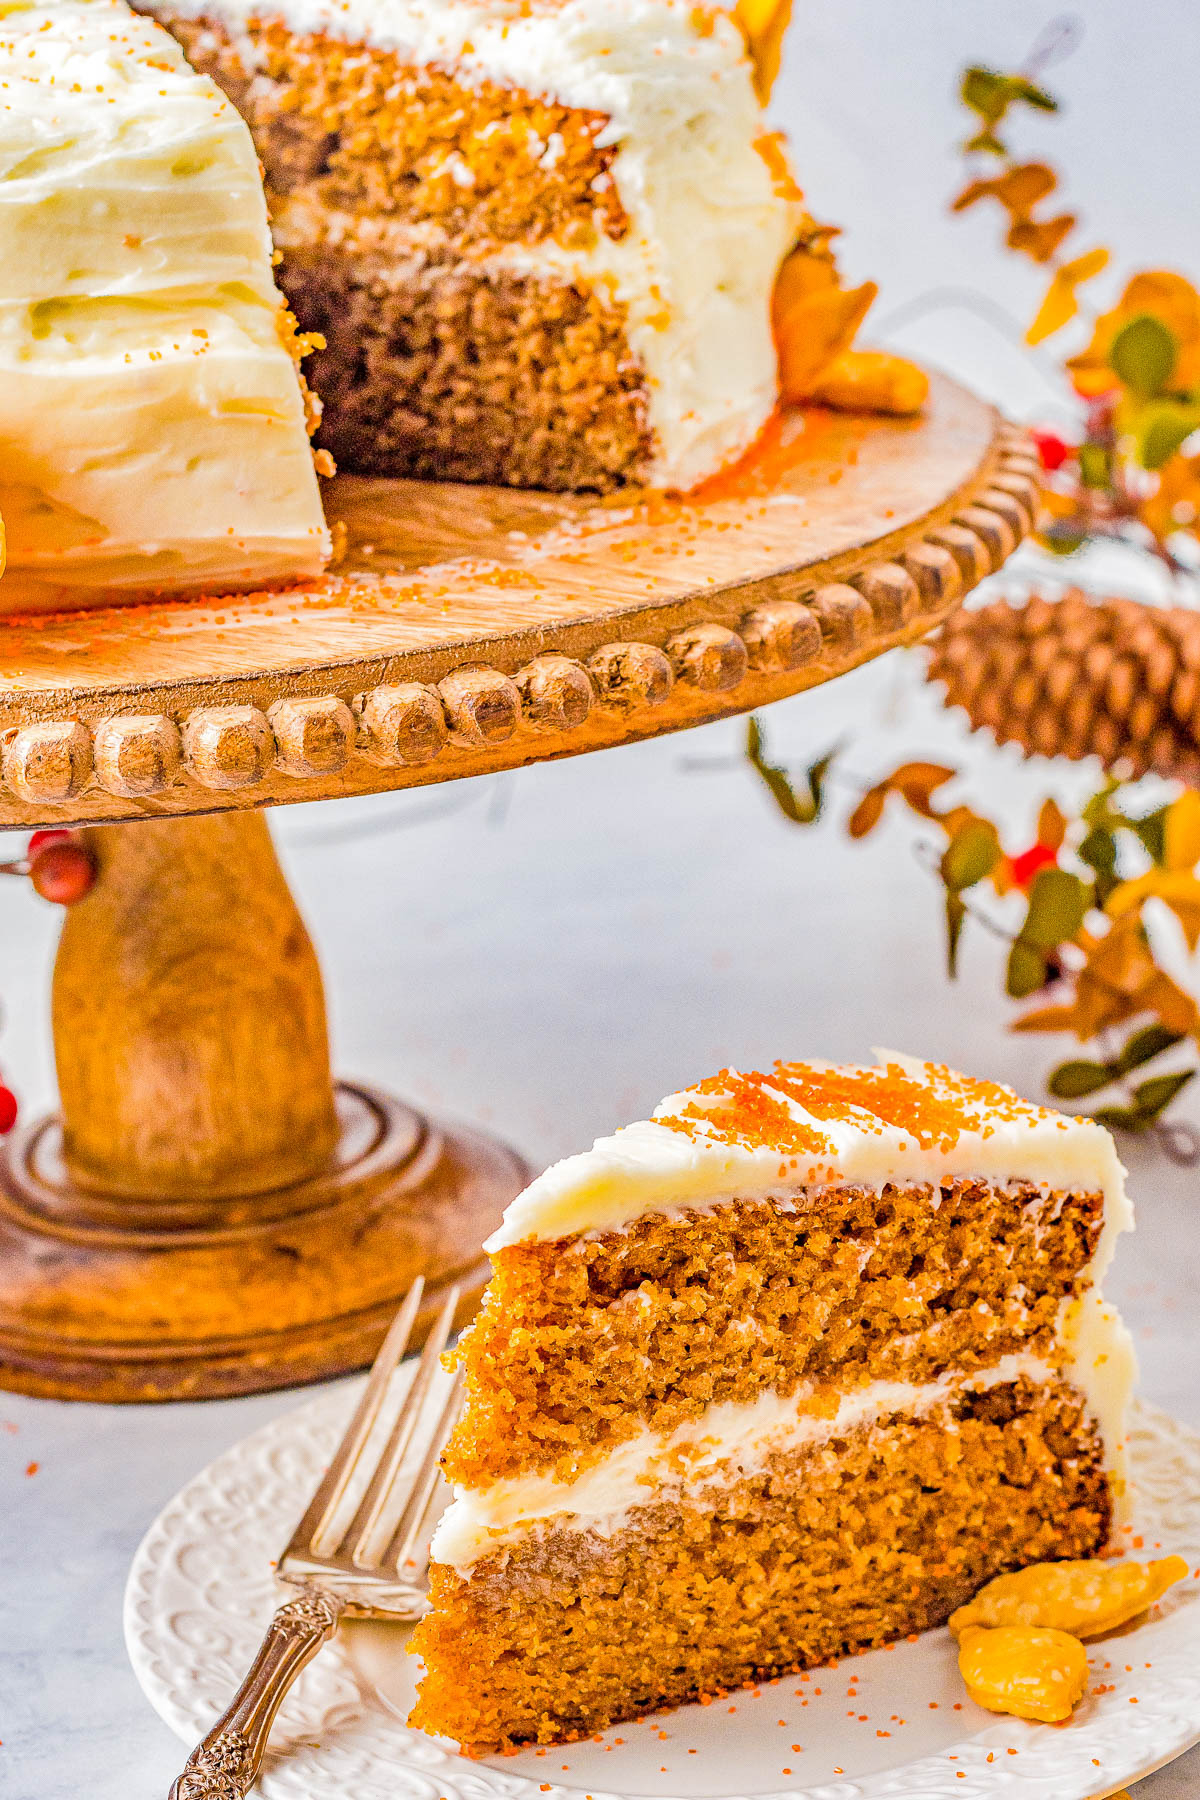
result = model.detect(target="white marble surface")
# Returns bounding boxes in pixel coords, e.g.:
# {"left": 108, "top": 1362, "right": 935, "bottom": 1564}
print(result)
{"left": 2, "top": 2, "right": 1199, "bottom": 1794}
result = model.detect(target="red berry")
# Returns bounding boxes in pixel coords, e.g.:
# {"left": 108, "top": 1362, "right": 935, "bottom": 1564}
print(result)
{"left": 0, "top": 1086, "right": 17, "bottom": 1134}
{"left": 30, "top": 840, "right": 96, "bottom": 905}
{"left": 27, "top": 828, "right": 72, "bottom": 858}
{"left": 1009, "top": 842, "right": 1059, "bottom": 889}
{"left": 1030, "top": 429, "right": 1074, "bottom": 473}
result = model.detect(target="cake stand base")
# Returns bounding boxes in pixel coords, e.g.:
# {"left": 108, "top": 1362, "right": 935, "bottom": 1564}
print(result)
{"left": 0, "top": 1083, "right": 525, "bottom": 1402}
{"left": 0, "top": 812, "right": 529, "bottom": 1402}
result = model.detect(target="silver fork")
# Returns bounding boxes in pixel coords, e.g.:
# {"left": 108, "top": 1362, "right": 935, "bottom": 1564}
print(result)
{"left": 168, "top": 1277, "right": 464, "bottom": 1800}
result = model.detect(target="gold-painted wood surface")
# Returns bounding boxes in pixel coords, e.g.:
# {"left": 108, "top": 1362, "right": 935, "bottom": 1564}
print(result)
{"left": 0, "top": 377, "right": 1037, "bottom": 827}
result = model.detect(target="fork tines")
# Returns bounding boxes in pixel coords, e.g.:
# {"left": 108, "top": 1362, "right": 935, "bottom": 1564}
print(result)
{"left": 281, "top": 1276, "right": 463, "bottom": 1581}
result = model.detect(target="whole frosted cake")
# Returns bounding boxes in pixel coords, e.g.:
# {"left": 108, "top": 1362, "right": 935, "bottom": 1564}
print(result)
{"left": 142, "top": 0, "right": 808, "bottom": 491}
{"left": 411, "top": 1055, "right": 1135, "bottom": 1752}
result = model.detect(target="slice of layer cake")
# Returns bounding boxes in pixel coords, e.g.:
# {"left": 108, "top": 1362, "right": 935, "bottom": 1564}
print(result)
{"left": 143, "top": 0, "right": 807, "bottom": 492}
{"left": 0, "top": 0, "right": 330, "bottom": 608}
{"left": 410, "top": 1055, "right": 1136, "bottom": 1753}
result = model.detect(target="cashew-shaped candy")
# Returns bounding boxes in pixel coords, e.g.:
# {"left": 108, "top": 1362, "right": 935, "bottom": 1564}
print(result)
{"left": 957, "top": 1624, "right": 1088, "bottom": 1724}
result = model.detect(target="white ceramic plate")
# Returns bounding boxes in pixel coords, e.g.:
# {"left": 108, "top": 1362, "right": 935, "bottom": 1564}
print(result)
{"left": 125, "top": 1381, "right": 1200, "bottom": 1800}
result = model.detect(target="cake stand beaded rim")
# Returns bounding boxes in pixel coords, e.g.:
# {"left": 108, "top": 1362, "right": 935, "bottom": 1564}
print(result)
{"left": 0, "top": 377, "right": 1037, "bottom": 827}
{"left": 123, "top": 1380, "right": 1200, "bottom": 1800}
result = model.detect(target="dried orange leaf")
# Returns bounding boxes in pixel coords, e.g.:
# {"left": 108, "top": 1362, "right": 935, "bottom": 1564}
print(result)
{"left": 885, "top": 761, "right": 955, "bottom": 816}
{"left": 1008, "top": 211, "right": 1076, "bottom": 265}
{"left": 774, "top": 255, "right": 878, "bottom": 400}
{"left": 957, "top": 1624, "right": 1087, "bottom": 1723}
{"left": 1142, "top": 451, "right": 1200, "bottom": 542}
{"left": 1028, "top": 246, "right": 1110, "bottom": 346}
{"left": 1165, "top": 790, "right": 1200, "bottom": 871}
{"left": 952, "top": 161, "right": 1057, "bottom": 218}
{"left": 734, "top": 0, "right": 794, "bottom": 104}
{"left": 1141, "top": 968, "right": 1200, "bottom": 1037}
{"left": 847, "top": 761, "right": 955, "bottom": 838}
{"left": 1012, "top": 1000, "right": 1090, "bottom": 1035}
{"left": 1107, "top": 869, "right": 1200, "bottom": 952}
{"left": 847, "top": 784, "right": 887, "bottom": 840}
{"left": 807, "top": 350, "right": 929, "bottom": 415}
{"left": 951, "top": 1556, "right": 1189, "bottom": 1642}
{"left": 1037, "top": 798, "right": 1069, "bottom": 852}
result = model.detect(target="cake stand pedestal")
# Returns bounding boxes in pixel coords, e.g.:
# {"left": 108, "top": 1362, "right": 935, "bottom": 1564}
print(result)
{"left": 0, "top": 374, "right": 1038, "bottom": 1400}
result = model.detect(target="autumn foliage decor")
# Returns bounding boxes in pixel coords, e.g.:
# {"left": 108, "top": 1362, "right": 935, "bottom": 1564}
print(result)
{"left": 748, "top": 49, "right": 1200, "bottom": 1139}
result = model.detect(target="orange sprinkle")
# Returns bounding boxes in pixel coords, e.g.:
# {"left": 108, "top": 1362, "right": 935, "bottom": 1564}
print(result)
{"left": 24, "top": 1461, "right": 38, "bottom": 1477}
{"left": 772, "top": 1059, "right": 1036, "bottom": 1150}
{"left": 656, "top": 1071, "right": 832, "bottom": 1157}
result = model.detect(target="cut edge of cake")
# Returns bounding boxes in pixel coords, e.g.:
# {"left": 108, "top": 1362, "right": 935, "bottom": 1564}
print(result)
{"left": 142, "top": 0, "right": 807, "bottom": 492}
{"left": 410, "top": 1053, "right": 1136, "bottom": 1753}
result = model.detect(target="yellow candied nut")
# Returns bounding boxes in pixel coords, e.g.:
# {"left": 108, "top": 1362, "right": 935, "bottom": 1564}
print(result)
{"left": 950, "top": 1555, "right": 1190, "bottom": 1643}
{"left": 957, "top": 1624, "right": 1088, "bottom": 1724}
{"left": 806, "top": 350, "right": 930, "bottom": 416}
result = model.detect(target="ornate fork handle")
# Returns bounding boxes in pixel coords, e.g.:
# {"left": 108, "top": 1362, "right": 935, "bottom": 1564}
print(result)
{"left": 169, "top": 1588, "right": 345, "bottom": 1800}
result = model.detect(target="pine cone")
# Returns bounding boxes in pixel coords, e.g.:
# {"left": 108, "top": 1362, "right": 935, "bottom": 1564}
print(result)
{"left": 928, "top": 590, "right": 1200, "bottom": 783}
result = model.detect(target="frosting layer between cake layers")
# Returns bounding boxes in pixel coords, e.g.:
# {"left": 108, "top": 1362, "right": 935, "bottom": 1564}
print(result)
{"left": 434, "top": 1058, "right": 1136, "bottom": 1572}
{"left": 0, "top": 0, "right": 329, "bottom": 598}
{"left": 147, "top": 0, "right": 804, "bottom": 488}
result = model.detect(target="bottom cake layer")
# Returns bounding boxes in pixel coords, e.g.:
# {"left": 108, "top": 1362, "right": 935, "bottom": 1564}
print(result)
{"left": 272, "top": 204, "right": 652, "bottom": 490}
{"left": 410, "top": 1374, "right": 1110, "bottom": 1753}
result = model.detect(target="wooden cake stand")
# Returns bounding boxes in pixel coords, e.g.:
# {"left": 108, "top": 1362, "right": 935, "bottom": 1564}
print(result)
{"left": 0, "top": 374, "right": 1037, "bottom": 1401}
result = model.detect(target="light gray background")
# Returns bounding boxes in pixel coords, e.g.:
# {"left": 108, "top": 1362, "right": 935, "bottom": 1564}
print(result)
{"left": 2, "top": 5, "right": 1198, "bottom": 1795}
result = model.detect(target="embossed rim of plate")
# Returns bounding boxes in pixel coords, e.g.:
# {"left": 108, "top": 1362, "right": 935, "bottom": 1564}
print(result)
{"left": 124, "top": 1383, "right": 1200, "bottom": 1800}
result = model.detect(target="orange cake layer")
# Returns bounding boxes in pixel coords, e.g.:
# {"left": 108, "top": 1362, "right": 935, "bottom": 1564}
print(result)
{"left": 272, "top": 220, "right": 650, "bottom": 486}
{"left": 161, "top": 17, "right": 626, "bottom": 246}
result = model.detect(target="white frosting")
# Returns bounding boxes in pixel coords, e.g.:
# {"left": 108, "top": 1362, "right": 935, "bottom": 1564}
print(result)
{"left": 487, "top": 1057, "right": 1134, "bottom": 1251}
{"left": 434, "top": 1058, "right": 1136, "bottom": 1574}
{"left": 0, "top": 0, "right": 329, "bottom": 601}
{"left": 152, "top": 0, "right": 804, "bottom": 489}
